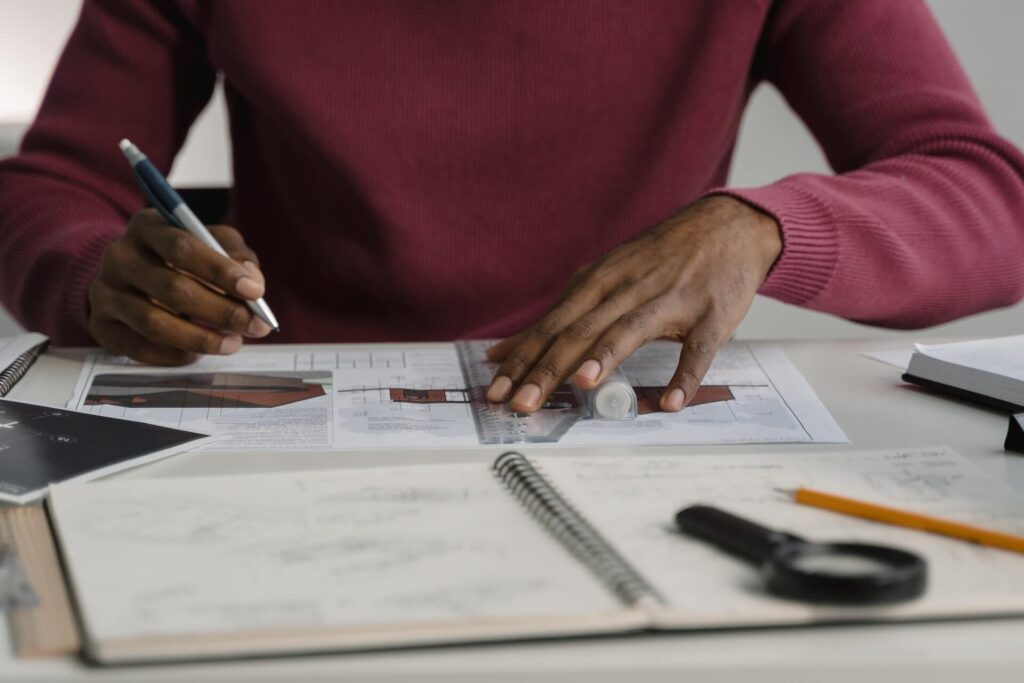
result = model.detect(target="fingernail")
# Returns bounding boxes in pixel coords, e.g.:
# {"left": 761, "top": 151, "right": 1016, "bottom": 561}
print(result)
{"left": 243, "top": 261, "right": 265, "bottom": 285}
{"left": 236, "top": 276, "right": 263, "bottom": 299}
{"left": 574, "top": 359, "right": 601, "bottom": 383}
{"left": 487, "top": 376, "right": 512, "bottom": 402}
{"left": 511, "top": 383, "right": 542, "bottom": 411}
{"left": 219, "top": 335, "right": 243, "bottom": 355}
{"left": 246, "top": 317, "right": 272, "bottom": 337}
{"left": 663, "top": 388, "right": 685, "bottom": 412}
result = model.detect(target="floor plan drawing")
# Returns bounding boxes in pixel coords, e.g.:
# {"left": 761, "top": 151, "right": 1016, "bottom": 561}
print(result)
{"left": 69, "top": 342, "right": 847, "bottom": 450}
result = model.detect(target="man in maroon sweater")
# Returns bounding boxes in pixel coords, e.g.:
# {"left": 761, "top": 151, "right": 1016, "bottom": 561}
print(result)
{"left": 0, "top": 1, "right": 1022, "bottom": 413}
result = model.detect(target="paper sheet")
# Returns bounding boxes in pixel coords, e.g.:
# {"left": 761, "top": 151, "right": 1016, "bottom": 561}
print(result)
{"left": 0, "top": 333, "right": 48, "bottom": 373}
{"left": 561, "top": 344, "right": 846, "bottom": 445}
{"left": 68, "top": 350, "right": 345, "bottom": 450}
{"left": 536, "top": 448, "right": 1024, "bottom": 624}
{"left": 68, "top": 342, "right": 847, "bottom": 450}
{"left": 49, "top": 464, "right": 622, "bottom": 643}
{"left": 860, "top": 349, "right": 913, "bottom": 370}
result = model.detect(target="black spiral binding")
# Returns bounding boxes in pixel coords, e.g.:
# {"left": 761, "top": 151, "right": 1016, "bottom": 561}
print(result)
{"left": 0, "top": 341, "right": 47, "bottom": 397}
{"left": 492, "top": 451, "right": 663, "bottom": 607}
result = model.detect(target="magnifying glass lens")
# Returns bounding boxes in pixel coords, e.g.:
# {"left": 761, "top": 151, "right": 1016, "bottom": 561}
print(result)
{"left": 768, "top": 542, "right": 927, "bottom": 604}
{"left": 787, "top": 549, "right": 901, "bottom": 578}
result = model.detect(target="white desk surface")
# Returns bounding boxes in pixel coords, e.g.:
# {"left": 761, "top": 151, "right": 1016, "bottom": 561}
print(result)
{"left": 4, "top": 338, "right": 1024, "bottom": 683}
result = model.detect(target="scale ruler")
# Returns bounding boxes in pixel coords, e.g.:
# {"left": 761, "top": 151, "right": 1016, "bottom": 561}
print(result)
{"left": 455, "top": 340, "right": 585, "bottom": 444}
{"left": 456, "top": 340, "right": 637, "bottom": 444}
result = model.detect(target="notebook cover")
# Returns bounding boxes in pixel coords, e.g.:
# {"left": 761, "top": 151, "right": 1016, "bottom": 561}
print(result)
{"left": 0, "top": 398, "right": 211, "bottom": 504}
{"left": 1006, "top": 414, "right": 1024, "bottom": 454}
{"left": 901, "top": 373, "right": 1024, "bottom": 413}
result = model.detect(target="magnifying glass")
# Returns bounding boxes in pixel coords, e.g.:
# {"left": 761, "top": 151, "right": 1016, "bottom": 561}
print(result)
{"left": 674, "top": 505, "right": 927, "bottom": 604}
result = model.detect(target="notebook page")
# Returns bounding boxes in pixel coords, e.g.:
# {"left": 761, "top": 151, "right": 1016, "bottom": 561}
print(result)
{"left": 49, "top": 463, "right": 623, "bottom": 647}
{"left": 916, "top": 336, "right": 1024, "bottom": 381}
{"left": 0, "top": 332, "right": 47, "bottom": 371}
{"left": 536, "top": 448, "right": 1024, "bottom": 626}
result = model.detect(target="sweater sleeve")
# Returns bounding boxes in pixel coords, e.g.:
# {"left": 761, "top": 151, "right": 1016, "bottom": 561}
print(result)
{"left": 710, "top": 0, "right": 1024, "bottom": 328}
{"left": 0, "top": 0, "right": 214, "bottom": 344}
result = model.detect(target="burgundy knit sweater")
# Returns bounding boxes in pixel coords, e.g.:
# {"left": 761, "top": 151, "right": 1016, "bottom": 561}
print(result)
{"left": 1, "top": 0, "right": 1022, "bottom": 345}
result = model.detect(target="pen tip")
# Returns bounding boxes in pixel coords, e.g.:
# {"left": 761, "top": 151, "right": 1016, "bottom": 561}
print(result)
{"left": 118, "top": 138, "right": 132, "bottom": 152}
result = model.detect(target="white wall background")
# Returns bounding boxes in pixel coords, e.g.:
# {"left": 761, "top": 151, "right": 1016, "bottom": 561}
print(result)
{"left": 1, "top": 0, "right": 1021, "bottom": 341}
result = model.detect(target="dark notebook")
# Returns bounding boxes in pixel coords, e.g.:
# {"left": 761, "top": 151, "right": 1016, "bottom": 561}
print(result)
{"left": 0, "top": 398, "right": 210, "bottom": 504}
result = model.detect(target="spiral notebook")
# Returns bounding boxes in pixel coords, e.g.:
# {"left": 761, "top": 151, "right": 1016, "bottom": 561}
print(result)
{"left": 47, "top": 447, "right": 1024, "bottom": 664}
{"left": 0, "top": 333, "right": 49, "bottom": 397}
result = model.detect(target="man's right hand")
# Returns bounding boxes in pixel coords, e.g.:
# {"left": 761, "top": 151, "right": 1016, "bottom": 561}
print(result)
{"left": 89, "top": 208, "right": 272, "bottom": 365}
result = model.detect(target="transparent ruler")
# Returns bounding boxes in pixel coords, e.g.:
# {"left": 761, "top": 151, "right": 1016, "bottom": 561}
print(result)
{"left": 456, "top": 340, "right": 637, "bottom": 445}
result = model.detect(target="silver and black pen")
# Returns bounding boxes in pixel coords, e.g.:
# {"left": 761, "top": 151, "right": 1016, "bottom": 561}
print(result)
{"left": 118, "top": 138, "right": 279, "bottom": 332}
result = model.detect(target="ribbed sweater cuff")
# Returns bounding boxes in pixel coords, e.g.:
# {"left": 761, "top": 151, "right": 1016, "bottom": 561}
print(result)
{"left": 61, "top": 222, "right": 122, "bottom": 342}
{"left": 703, "top": 183, "right": 840, "bottom": 307}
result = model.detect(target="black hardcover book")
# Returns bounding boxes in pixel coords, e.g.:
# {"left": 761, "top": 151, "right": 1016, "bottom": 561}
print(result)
{"left": 1007, "top": 413, "right": 1024, "bottom": 455}
{"left": 902, "top": 337, "right": 1024, "bottom": 413}
{"left": 0, "top": 398, "right": 210, "bottom": 504}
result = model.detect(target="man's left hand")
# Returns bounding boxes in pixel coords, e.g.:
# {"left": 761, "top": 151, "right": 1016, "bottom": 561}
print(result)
{"left": 485, "top": 196, "right": 783, "bottom": 413}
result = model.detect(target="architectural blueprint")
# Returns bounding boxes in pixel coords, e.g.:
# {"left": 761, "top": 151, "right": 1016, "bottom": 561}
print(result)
{"left": 68, "top": 342, "right": 847, "bottom": 450}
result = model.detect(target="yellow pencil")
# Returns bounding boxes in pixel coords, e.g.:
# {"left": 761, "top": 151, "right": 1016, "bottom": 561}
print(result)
{"left": 790, "top": 487, "right": 1024, "bottom": 556}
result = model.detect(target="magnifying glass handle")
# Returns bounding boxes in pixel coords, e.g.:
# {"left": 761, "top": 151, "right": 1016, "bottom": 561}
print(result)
{"left": 675, "top": 505, "right": 804, "bottom": 565}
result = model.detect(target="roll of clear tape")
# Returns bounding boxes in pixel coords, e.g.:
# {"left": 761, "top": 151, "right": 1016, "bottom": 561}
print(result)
{"left": 575, "top": 368, "right": 638, "bottom": 420}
